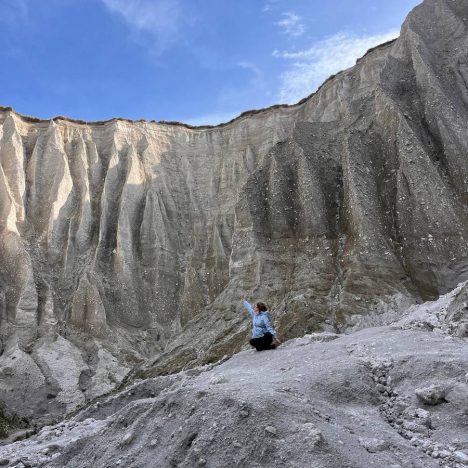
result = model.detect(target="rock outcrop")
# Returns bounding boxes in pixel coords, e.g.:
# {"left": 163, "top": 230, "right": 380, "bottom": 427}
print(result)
{"left": 1, "top": 0, "right": 468, "bottom": 421}
{"left": 0, "top": 283, "right": 467, "bottom": 467}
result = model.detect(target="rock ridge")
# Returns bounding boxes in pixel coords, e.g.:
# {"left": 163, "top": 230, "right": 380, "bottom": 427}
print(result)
{"left": 0, "top": 39, "right": 398, "bottom": 130}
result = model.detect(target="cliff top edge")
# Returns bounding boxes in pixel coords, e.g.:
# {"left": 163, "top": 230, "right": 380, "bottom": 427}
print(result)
{"left": 0, "top": 39, "right": 397, "bottom": 131}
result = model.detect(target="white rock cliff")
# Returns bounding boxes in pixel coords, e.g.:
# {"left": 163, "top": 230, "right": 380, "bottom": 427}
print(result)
{"left": 0, "top": 0, "right": 467, "bottom": 428}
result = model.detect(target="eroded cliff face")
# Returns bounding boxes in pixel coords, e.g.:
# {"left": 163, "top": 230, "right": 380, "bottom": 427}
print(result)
{"left": 0, "top": 0, "right": 468, "bottom": 421}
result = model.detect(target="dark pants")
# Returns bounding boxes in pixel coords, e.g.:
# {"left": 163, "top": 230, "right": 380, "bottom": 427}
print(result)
{"left": 250, "top": 332, "right": 275, "bottom": 351}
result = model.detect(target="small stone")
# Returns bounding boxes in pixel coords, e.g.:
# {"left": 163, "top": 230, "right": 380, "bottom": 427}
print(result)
{"left": 265, "top": 426, "right": 277, "bottom": 436}
{"left": 120, "top": 432, "right": 134, "bottom": 446}
{"left": 376, "top": 384, "right": 386, "bottom": 393}
{"left": 359, "top": 437, "right": 390, "bottom": 453}
{"left": 44, "top": 443, "right": 61, "bottom": 454}
{"left": 302, "top": 423, "right": 323, "bottom": 448}
{"left": 415, "top": 384, "right": 447, "bottom": 405}
{"left": 240, "top": 410, "right": 249, "bottom": 418}
{"left": 456, "top": 322, "right": 468, "bottom": 337}
{"left": 415, "top": 408, "right": 430, "bottom": 419}
{"left": 453, "top": 451, "right": 468, "bottom": 464}
{"left": 402, "top": 421, "right": 428, "bottom": 434}
{"left": 197, "top": 458, "right": 207, "bottom": 466}
{"left": 233, "top": 441, "right": 242, "bottom": 448}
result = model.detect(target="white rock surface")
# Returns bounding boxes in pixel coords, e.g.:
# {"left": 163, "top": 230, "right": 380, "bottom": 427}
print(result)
{"left": 0, "top": 315, "right": 466, "bottom": 467}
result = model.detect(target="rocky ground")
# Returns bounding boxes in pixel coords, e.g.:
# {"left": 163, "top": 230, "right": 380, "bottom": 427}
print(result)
{"left": 0, "top": 283, "right": 466, "bottom": 468}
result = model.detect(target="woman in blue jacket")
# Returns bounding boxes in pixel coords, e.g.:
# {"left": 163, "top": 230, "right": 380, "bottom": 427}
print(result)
{"left": 240, "top": 293, "right": 281, "bottom": 351}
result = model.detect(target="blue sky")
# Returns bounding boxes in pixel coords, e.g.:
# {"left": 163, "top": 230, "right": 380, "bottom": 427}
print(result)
{"left": 0, "top": 0, "right": 421, "bottom": 125}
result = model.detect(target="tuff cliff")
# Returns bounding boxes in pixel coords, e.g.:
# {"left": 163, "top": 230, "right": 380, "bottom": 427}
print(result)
{"left": 1, "top": 0, "right": 468, "bottom": 422}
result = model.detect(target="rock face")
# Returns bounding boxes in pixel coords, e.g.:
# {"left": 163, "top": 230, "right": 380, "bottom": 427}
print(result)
{"left": 0, "top": 287, "right": 467, "bottom": 468}
{"left": 1, "top": 0, "right": 468, "bottom": 420}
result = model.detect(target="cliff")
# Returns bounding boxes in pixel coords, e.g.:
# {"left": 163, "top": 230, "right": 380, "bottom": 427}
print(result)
{"left": 0, "top": 0, "right": 468, "bottom": 421}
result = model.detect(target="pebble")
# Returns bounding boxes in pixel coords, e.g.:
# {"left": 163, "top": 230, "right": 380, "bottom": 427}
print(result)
{"left": 359, "top": 437, "right": 389, "bottom": 453}
{"left": 376, "top": 384, "right": 386, "bottom": 393}
{"left": 120, "top": 432, "right": 134, "bottom": 446}
{"left": 402, "top": 421, "right": 427, "bottom": 433}
{"left": 415, "top": 408, "right": 430, "bottom": 419}
{"left": 302, "top": 423, "right": 323, "bottom": 447}
{"left": 453, "top": 451, "right": 468, "bottom": 464}
{"left": 438, "top": 450, "right": 451, "bottom": 459}
{"left": 264, "top": 426, "right": 277, "bottom": 436}
{"left": 415, "top": 384, "right": 447, "bottom": 405}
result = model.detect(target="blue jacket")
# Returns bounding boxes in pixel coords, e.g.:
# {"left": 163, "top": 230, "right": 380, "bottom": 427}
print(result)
{"left": 243, "top": 299, "right": 277, "bottom": 338}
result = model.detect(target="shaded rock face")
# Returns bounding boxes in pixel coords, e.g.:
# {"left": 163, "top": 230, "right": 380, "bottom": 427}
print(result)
{"left": 1, "top": 0, "right": 468, "bottom": 419}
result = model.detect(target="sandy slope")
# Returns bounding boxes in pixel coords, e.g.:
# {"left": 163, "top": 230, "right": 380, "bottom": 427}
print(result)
{"left": 0, "top": 283, "right": 467, "bottom": 467}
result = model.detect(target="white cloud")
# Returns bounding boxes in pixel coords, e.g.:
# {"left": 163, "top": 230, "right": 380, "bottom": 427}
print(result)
{"left": 262, "top": 0, "right": 280, "bottom": 13}
{"left": 101, "top": 0, "right": 191, "bottom": 53}
{"left": 274, "top": 29, "right": 399, "bottom": 103}
{"left": 237, "top": 61, "right": 263, "bottom": 83}
{"left": 275, "top": 12, "right": 305, "bottom": 38}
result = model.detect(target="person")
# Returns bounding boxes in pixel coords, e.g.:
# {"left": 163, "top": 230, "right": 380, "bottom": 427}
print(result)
{"left": 240, "top": 293, "right": 281, "bottom": 351}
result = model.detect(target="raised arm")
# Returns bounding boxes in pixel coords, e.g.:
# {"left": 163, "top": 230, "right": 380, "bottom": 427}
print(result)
{"left": 243, "top": 299, "right": 255, "bottom": 318}
{"left": 240, "top": 293, "right": 255, "bottom": 318}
